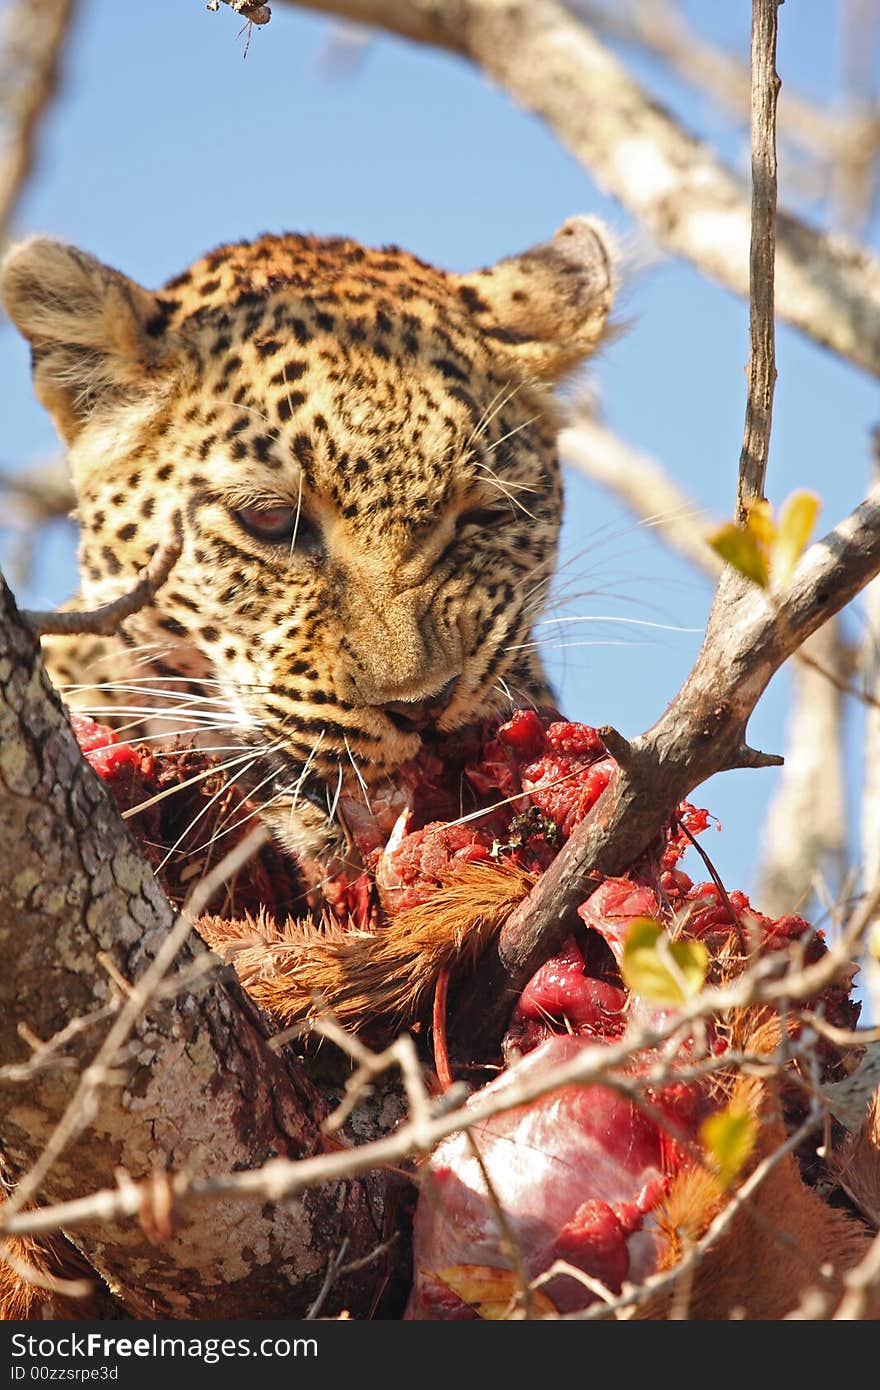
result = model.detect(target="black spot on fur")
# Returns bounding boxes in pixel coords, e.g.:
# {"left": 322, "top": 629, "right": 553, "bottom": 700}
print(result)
{"left": 270, "top": 360, "right": 307, "bottom": 387}
{"left": 458, "top": 283, "right": 489, "bottom": 314}
{"left": 144, "top": 298, "right": 174, "bottom": 338}
{"left": 277, "top": 392, "right": 306, "bottom": 421}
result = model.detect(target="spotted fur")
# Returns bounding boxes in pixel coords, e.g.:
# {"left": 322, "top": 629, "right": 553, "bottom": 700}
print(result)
{"left": 1, "top": 220, "right": 614, "bottom": 859}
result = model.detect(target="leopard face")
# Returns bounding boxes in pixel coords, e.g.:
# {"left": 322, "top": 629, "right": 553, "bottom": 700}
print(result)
{"left": 2, "top": 221, "right": 614, "bottom": 861}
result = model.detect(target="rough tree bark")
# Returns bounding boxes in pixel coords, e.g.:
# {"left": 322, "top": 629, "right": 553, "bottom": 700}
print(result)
{"left": 0, "top": 576, "right": 394, "bottom": 1318}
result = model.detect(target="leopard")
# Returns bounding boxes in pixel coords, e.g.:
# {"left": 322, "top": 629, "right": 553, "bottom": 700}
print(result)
{"left": 0, "top": 218, "right": 614, "bottom": 870}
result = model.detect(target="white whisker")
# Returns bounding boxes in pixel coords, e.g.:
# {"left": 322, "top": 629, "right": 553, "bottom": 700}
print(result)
{"left": 326, "top": 762, "right": 344, "bottom": 826}
{"left": 156, "top": 754, "right": 261, "bottom": 874}
{"left": 343, "top": 732, "right": 370, "bottom": 804}
{"left": 120, "top": 746, "right": 265, "bottom": 820}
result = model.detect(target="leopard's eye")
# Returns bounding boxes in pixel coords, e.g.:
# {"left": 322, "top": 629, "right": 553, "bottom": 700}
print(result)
{"left": 233, "top": 505, "right": 299, "bottom": 543}
{"left": 458, "top": 504, "right": 513, "bottom": 530}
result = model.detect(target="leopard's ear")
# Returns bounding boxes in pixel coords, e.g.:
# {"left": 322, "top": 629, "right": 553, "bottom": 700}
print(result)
{"left": 1, "top": 237, "right": 178, "bottom": 443}
{"left": 454, "top": 217, "right": 616, "bottom": 381}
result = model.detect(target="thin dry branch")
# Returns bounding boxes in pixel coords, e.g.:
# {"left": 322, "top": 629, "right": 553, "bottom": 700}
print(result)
{"left": 281, "top": 0, "right": 880, "bottom": 377}
{"left": 833, "top": 0, "right": 880, "bottom": 235}
{"left": 574, "top": 1, "right": 880, "bottom": 228}
{"left": 453, "top": 487, "right": 880, "bottom": 1053}
{"left": 0, "top": 0, "right": 76, "bottom": 245}
{"left": 737, "top": 0, "right": 781, "bottom": 518}
{"left": 6, "top": 886, "right": 877, "bottom": 1244}
{"left": 862, "top": 444, "right": 880, "bottom": 948}
{"left": 22, "top": 519, "right": 183, "bottom": 638}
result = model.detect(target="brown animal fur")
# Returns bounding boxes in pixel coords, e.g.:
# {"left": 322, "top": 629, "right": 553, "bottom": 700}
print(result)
{"left": 0, "top": 1230, "right": 118, "bottom": 1321}
{"left": 834, "top": 1088, "right": 880, "bottom": 1231}
{"left": 198, "top": 859, "right": 535, "bottom": 1026}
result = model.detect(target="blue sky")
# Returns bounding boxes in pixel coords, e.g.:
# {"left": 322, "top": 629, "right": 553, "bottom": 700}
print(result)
{"left": 1, "top": 0, "right": 878, "bottom": 943}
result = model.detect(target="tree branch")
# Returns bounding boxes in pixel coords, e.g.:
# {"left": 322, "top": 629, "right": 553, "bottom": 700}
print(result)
{"left": 22, "top": 519, "right": 182, "bottom": 638}
{"left": 737, "top": 0, "right": 781, "bottom": 518}
{"left": 453, "top": 487, "right": 880, "bottom": 1053}
{"left": 6, "top": 888, "right": 876, "bottom": 1245}
{"left": 0, "top": 0, "right": 76, "bottom": 245}
{"left": 278, "top": 0, "right": 880, "bottom": 377}
{"left": 573, "top": 1, "right": 880, "bottom": 231}
{"left": 861, "top": 439, "right": 880, "bottom": 971}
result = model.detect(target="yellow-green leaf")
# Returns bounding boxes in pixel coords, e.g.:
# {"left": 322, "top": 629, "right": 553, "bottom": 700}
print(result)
{"left": 771, "top": 490, "right": 820, "bottom": 590}
{"left": 431, "top": 1265, "right": 556, "bottom": 1319}
{"left": 744, "top": 497, "right": 776, "bottom": 546}
{"left": 621, "top": 918, "right": 709, "bottom": 1005}
{"left": 707, "top": 522, "right": 770, "bottom": 587}
{"left": 700, "top": 1106, "right": 758, "bottom": 1190}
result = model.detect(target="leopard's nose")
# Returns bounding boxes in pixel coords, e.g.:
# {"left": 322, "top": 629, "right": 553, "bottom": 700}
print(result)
{"left": 383, "top": 677, "right": 459, "bottom": 732}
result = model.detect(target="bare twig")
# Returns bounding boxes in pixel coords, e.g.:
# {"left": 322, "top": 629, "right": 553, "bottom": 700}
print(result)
{"left": 862, "top": 440, "right": 880, "bottom": 960}
{"left": 571, "top": 1, "right": 877, "bottom": 182}
{"left": 737, "top": 0, "right": 781, "bottom": 518}
{"left": 305, "top": 1234, "right": 397, "bottom": 1319}
{"left": 0, "top": 0, "right": 76, "bottom": 245}
{"left": 833, "top": 0, "right": 880, "bottom": 235}
{"left": 465, "top": 1131, "right": 536, "bottom": 1318}
{"left": 5, "top": 887, "right": 877, "bottom": 1243}
{"left": 22, "top": 517, "right": 182, "bottom": 638}
{"left": 291, "top": 1015, "right": 433, "bottom": 1138}
{"left": 573, "top": 1, "right": 880, "bottom": 237}
{"left": 797, "top": 645, "right": 878, "bottom": 710}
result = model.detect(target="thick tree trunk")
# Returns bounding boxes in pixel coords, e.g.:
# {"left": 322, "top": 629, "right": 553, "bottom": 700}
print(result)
{"left": 0, "top": 576, "right": 396, "bottom": 1318}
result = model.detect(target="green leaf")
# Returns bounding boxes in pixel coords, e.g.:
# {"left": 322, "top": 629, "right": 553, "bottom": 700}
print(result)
{"left": 707, "top": 523, "right": 770, "bottom": 587}
{"left": 621, "top": 918, "right": 709, "bottom": 1005}
{"left": 700, "top": 1106, "right": 757, "bottom": 1189}
{"left": 771, "top": 490, "right": 821, "bottom": 590}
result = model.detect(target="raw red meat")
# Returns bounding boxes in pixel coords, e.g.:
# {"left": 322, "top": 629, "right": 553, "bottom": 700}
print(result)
{"left": 406, "top": 1033, "right": 700, "bottom": 1318}
{"left": 70, "top": 702, "right": 869, "bottom": 1320}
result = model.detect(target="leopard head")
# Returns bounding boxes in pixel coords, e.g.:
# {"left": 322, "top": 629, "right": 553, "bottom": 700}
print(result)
{"left": 2, "top": 220, "right": 614, "bottom": 862}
